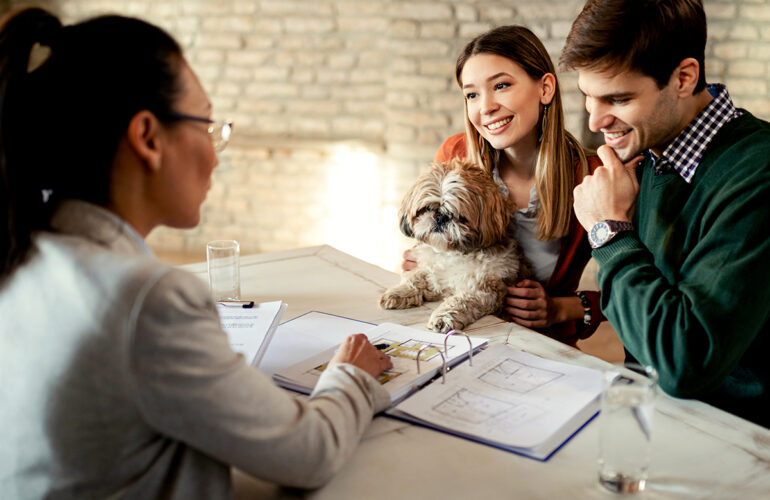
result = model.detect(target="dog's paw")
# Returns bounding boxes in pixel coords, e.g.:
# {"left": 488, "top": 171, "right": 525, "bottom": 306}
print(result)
{"left": 427, "top": 312, "right": 459, "bottom": 333}
{"left": 379, "top": 289, "right": 423, "bottom": 310}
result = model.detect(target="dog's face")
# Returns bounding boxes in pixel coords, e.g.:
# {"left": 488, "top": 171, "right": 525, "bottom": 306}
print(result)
{"left": 399, "top": 158, "right": 513, "bottom": 253}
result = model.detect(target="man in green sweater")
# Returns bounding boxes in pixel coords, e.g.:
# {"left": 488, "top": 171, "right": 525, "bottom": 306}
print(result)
{"left": 561, "top": 0, "right": 769, "bottom": 428}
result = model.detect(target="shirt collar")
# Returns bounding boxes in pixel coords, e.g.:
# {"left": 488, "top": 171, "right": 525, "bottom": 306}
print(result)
{"left": 50, "top": 199, "right": 154, "bottom": 256}
{"left": 649, "top": 83, "right": 742, "bottom": 183}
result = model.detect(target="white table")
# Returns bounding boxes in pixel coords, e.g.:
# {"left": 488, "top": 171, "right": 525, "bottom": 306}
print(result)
{"left": 183, "top": 245, "right": 770, "bottom": 499}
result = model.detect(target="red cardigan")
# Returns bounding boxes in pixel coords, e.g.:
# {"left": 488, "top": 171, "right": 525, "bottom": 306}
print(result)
{"left": 434, "top": 133, "right": 604, "bottom": 346}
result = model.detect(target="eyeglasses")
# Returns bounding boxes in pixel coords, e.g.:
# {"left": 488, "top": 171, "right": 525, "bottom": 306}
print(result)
{"left": 163, "top": 111, "right": 233, "bottom": 153}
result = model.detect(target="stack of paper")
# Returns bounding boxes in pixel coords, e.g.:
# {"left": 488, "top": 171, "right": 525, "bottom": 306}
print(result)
{"left": 217, "top": 300, "right": 287, "bottom": 367}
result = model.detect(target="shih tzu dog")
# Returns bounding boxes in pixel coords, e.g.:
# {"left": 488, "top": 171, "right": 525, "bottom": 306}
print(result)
{"left": 379, "top": 158, "right": 529, "bottom": 333}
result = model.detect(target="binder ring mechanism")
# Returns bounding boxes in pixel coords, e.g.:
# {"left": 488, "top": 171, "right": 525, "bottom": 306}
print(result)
{"left": 414, "top": 329, "right": 473, "bottom": 385}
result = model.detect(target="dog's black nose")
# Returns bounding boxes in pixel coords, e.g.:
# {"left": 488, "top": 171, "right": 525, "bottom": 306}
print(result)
{"left": 433, "top": 212, "right": 450, "bottom": 229}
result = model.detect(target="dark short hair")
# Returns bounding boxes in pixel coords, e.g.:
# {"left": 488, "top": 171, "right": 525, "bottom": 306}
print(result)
{"left": 560, "top": 0, "right": 707, "bottom": 93}
{"left": 0, "top": 8, "right": 183, "bottom": 282}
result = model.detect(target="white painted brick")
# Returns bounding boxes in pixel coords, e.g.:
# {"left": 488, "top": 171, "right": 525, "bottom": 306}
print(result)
{"left": 212, "top": 96, "right": 236, "bottom": 112}
{"left": 387, "top": 109, "right": 450, "bottom": 128}
{"left": 253, "top": 19, "right": 283, "bottom": 34}
{"left": 216, "top": 82, "right": 242, "bottom": 97}
{"left": 459, "top": 22, "right": 493, "bottom": 39}
{"left": 259, "top": 0, "right": 333, "bottom": 16}
{"left": 455, "top": 5, "right": 477, "bottom": 22}
{"left": 725, "top": 78, "right": 767, "bottom": 95}
{"left": 223, "top": 66, "right": 254, "bottom": 82}
{"left": 729, "top": 23, "right": 760, "bottom": 41}
{"left": 705, "top": 3, "right": 737, "bottom": 20}
{"left": 195, "top": 33, "right": 244, "bottom": 50}
{"left": 275, "top": 52, "right": 327, "bottom": 67}
{"left": 349, "top": 68, "right": 386, "bottom": 83}
{"left": 388, "top": 39, "right": 451, "bottom": 57}
{"left": 420, "top": 58, "right": 456, "bottom": 77}
{"left": 283, "top": 18, "right": 335, "bottom": 34}
{"left": 705, "top": 59, "right": 726, "bottom": 79}
{"left": 302, "top": 86, "right": 332, "bottom": 99}
{"left": 342, "top": 100, "right": 385, "bottom": 115}
{"left": 328, "top": 53, "right": 357, "bottom": 69}
{"left": 713, "top": 42, "right": 749, "bottom": 59}
{"left": 727, "top": 60, "right": 765, "bottom": 77}
{"left": 748, "top": 44, "right": 770, "bottom": 60}
{"left": 232, "top": 1, "right": 257, "bottom": 14}
{"left": 182, "top": 1, "right": 231, "bottom": 16}
{"left": 391, "top": 57, "right": 419, "bottom": 74}
{"left": 227, "top": 51, "right": 270, "bottom": 66}
{"left": 708, "top": 22, "right": 730, "bottom": 42}
{"left": 335, "top": 1, "right": 386, "bottom": 16}
{"left": 243, "top": 37, "right": 276, "bottom": 50}
{"left": 389, "top": 2, "right": 453, "bottom": 21}
{"left": 358, "top": 51, "right": 391, "bottom": 68}
{"left": 195, "top": 49, "right": 225, "bottom": 65}
{"left": 386, "top": 91, "right": 418, "bottom": 108}
{"left": 388, "top": 20, "right": 419, "bottom": 38}
{"left": 429, "top": 93, "right": 464, "bottom": 112}
{"left": 420, "top": 22, "right": 457, "bottom": 39}
{"left": 338, "top": 17, "right": 388, "bottom": 33}
{"left": 244, "top": 83, "right": 300, "bottom": 98}
{"left": 288, "top": 118, "right": 332, "bottom": 135}
{"left": 201, "top": 16, "right": 254, "bottom": 32}
{"left": 388, "top": 74, "right": 449, "bottom": 91}
{"left": 291, "top": 68, "right": 316, "bottom": 83}
{"left": 317, "top": 69, "right": 352, "bottom": 84}
{"left": 740, "top": 5, "right": 770, "bottom": 22}
{"left": 286, "top": 101, "right": 342, "bottom": 115}
{"left": 552, "top": 20, "right": 573, "bottom": 39}
{"left": 479, "top": 6, "right": 515, "bottom": 22}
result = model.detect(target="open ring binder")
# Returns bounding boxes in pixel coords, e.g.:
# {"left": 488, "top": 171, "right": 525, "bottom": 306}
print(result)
{"left": 444, "top": 329, "right": 473, "bottom": 372}
{"left": 415, "top": 344, "right": 446, "bottom": 384}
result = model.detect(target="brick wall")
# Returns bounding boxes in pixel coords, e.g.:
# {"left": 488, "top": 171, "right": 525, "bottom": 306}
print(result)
{"left": 5, "top": 0, "right": 770, "bottom": 270}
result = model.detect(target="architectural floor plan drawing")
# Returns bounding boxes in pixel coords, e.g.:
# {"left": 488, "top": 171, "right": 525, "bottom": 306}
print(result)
{"left": 479, "top": 358, "right": 564, "bottom": 393}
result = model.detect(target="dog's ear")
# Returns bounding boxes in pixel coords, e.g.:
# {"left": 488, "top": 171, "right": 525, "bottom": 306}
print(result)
{"left": 399, "top": 214, "right": 414, "bottom": 237}
{"left": 398, "top": 179, "right": 418, "bottom": 238}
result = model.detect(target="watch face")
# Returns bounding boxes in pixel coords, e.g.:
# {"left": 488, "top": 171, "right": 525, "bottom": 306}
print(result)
{"left": 590, "top": 221, "right": 611, "bottom": 247}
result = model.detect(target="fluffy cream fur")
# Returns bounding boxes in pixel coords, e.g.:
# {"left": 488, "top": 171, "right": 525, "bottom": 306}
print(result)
{"left": 379, "top": 158, "right": 529, "bottom": 332}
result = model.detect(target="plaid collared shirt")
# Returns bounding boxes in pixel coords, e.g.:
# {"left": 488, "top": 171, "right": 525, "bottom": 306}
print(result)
{"left": 648, "top": 83, "right": 742, "bottom": 183}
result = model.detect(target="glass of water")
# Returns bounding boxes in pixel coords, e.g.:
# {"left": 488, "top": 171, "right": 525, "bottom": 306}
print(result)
{"left": 598, "top": 363, "right": 657, "bottom": 494}
{"left": 206, "top": 239, "right": 241, "bottom": 301}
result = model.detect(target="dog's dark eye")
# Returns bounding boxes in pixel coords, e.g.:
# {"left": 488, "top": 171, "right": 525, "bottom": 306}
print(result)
{"left": 458, "top": 215, "right": 469, "bottom": 224}
{"left": 416, "top": 206, "right": 432, "bottom": 217}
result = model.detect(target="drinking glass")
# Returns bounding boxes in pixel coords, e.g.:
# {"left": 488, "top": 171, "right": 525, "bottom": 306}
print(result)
{"left": 206, "top": 240, "right": 241, "bottom": 301}
{"left": 598, "top": 363, "right": 657, "bottom": 493}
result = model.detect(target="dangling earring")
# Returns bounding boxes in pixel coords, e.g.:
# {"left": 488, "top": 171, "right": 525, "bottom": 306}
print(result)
{"left": 539, "top": 103, "right": 550, "bottom": 142}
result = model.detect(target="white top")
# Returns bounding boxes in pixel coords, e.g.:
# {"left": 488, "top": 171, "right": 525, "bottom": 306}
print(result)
{"left": 492, "top": 167, "right": 561, "bottom": 282}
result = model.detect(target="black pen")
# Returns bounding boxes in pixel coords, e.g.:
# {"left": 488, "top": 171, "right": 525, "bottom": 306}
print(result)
{"left": 219, "top": 300, "right": 255, "bottom": 308}
{"left": 374, "top": 343, "right": 390, "bottom": 350}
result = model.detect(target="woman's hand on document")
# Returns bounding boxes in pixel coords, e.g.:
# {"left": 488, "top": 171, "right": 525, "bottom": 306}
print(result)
{"left": 330, "top": 334, "right": 393, "bottom": 379}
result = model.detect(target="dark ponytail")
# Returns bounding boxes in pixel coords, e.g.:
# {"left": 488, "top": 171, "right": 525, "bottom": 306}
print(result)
{"left": 0, "top": 8, "right": 183, "bottom": 284}
{"left": 0, "top": 8, "right": 62, "bottom": 284}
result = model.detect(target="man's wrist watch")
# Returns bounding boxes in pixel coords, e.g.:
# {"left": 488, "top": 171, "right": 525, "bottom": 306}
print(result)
{"left": 588, "top": 220, "right": 634, "bottom": 249}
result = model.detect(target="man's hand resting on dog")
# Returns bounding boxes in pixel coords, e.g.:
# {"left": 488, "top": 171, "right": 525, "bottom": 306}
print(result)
{"left": 503, "top": 280, "right": 584, "bottom": 329}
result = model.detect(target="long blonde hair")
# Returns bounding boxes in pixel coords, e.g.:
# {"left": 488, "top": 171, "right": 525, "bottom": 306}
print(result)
{"left": 456, "top": 25, "right": 589, "bottom": 240}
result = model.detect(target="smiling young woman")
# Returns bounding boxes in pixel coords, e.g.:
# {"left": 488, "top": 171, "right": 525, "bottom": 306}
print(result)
{"left": 406, "top": 25, "right": 605, "bottom": 346}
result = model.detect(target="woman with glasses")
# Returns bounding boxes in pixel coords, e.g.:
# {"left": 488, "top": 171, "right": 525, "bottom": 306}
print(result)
{"left": 0, "top": 8, "right": 392, "bottom": 498}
